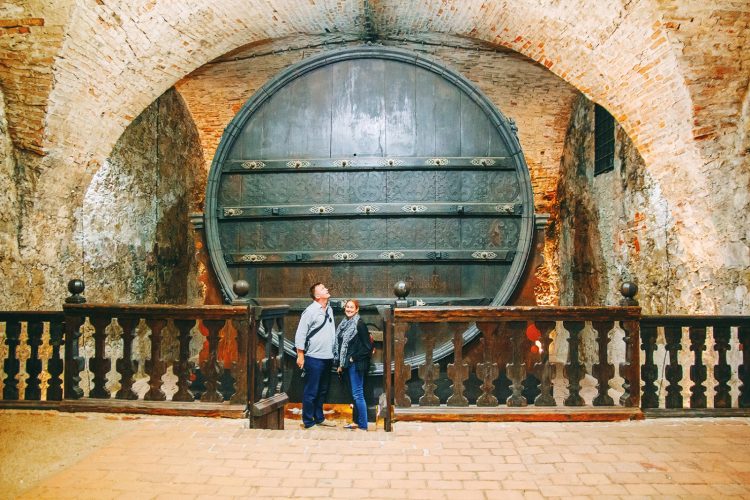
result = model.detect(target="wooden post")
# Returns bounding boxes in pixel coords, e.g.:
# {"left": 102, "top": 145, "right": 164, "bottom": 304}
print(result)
{"left": 383, "top": 305, "right": 393, "bottom": 432}
{"left": 619, "top": 282, "right": 641, "bottom": 408}
{"left": 247, "top": 306, "right": 260, "bottom": 428}
{"left": 63, "top": 279, "right": 86, "bottom": 400}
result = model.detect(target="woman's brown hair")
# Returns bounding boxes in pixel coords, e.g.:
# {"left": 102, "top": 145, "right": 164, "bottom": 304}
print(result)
{"left": 345, "top": 299, "right": 360, "bottom": 310}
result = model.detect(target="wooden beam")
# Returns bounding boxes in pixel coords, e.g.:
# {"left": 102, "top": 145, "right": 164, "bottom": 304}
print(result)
{"left": 395, "top": 306, "right": 641, "bottom": 323}
{"left": 0, "top": 399, "right": 246, "bottom": 418}
{"left": 393, "top": 405, "right": 644, "bottom": 423}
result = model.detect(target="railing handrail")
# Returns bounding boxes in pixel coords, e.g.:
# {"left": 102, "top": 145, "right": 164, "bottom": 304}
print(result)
{"left": 0, "top": 311, "right": 64, "bottom": 321}
{"left": 641, "top": 315, "right": 750, "bottom": 327}
{"left": 63, "top": 303, "right": 248, "bottom": 320}
{"left": 395, "top": 305, "right": 641, "bottom": 323}
{"left": 251, "top": 304, "right": 290, "bottom": 320}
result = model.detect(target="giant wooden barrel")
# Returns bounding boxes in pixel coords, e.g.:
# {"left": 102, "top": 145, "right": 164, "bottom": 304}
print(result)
{"left": 205, "top": 47, "right": 535, "bottom": 381}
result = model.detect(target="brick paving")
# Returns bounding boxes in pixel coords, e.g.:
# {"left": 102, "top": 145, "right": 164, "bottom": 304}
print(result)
{"left": 16, "top": 415, "right": 750, "bottom": 499}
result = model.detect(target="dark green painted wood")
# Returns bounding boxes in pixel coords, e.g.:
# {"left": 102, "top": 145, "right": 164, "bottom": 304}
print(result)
{"left": 385, "top": 61, "right": 416, "bottom": 156}
{"left": 331, "top": 59, "right": 386, "bottom": 157}
{"left": 434, "top": 74, "right": 462, "bottom": 156}
{"left": 460, "top": 92, "right": 491, "bottom": 157}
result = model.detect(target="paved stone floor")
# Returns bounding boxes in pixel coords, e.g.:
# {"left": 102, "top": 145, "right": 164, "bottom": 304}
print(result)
{"left": 4, "top": 411, "right": 750, "bottom": 499}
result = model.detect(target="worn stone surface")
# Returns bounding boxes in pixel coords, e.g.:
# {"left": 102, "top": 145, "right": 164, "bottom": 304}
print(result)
{"left": 8, "top": 411, "right": 750, "bottom": 499}
{"left": 552, "top": 95, "right": 672, "bottom": 312}
{"left": 81, "top": 88, "right": 205, "bottom": 305}
{"left": 0, "top": 87, "right": 20, "bottom": 274}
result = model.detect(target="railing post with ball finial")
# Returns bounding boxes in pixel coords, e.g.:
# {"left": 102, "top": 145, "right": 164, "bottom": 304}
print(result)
{"left": 63, "top": 279, "right": 86, "bottom": 399}
{"left": 618, "top": 281, "right": 641, "bottom": 408}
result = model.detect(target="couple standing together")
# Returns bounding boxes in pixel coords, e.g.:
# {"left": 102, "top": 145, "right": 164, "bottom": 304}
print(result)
{"left": 294, "top": 282, "right": 372, "bottom": 430}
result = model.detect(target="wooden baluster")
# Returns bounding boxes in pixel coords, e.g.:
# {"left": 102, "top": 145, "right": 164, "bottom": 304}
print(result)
{"left": 144, "top": 319, "right": 168, "bottom": 401}
{"left": 200, "top": 319, "right": 225, "bottom": 402}
{"left": 172, "top": 319, "right": 196, "bottom": 402}
{"left": 712, "top": 325, "right": 731, "bottom": 409}
{"left": 247, "top": 308, "right": 260, "bottom": 418}
{"left": 393, "top": 322, "right": 411, "bottom": 407}
{"left": 229, "top": 316, "right": 247, "bottom": 404}
{"left": 591, "top": 321, "right": 615, "bottom": 406}
{"left": 24, "top": 320, "right": 44, "bottom": 400}
{"left": 63, "top": 314, "right": 85, "bottom": 399}
{"left": 505, "top": 321, "right": 528, "bottom": 407}
{"left": 3, "top": 320, "right": 21, "bottom": 400}
{"left": 639, "top": 324, "right": 658, "bottom": 408}
{"left": 274, "top": 317, "right": 284, "bottom": 395}
{"left": 261, "top": 317, "right": 274, "bottom": 399}
{"left": 533, "top": 321, "right": 556, "bottom": 406}
{"left": 563, "top": 321, "right": 585, "bottom": 406}
{"left": 664, "top": 326, "right": 683, "bottom": 409}
{"left": 688, "top": 325, "right": 707, "bottom": 409}
{"left": 418, "top": 334, "right": 440, "bottom": 406}
{"left": 447, "top": 328, "right": 469, "bottom": 406}
{"left": 619, "top": 319, "right": 640, "bottom": 407}
{"left": 88, "top": 315, "right": 112, "bottom": 399}
{"left": 383, "top": 306, "right": 393, "bottom": 432}
{"left": 739, "top": 325, "right": 750, "bottom": 408}
{"left": 475, "top": 322, "right": 499, "bottom": 407}
{"left": 46, "top": 319, "right": 64, "bottom": 401}
{"left": 115, "top": 318, "right": 139, "bottom": 400}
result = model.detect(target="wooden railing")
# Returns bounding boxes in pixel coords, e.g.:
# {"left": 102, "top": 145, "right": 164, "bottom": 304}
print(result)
{"left": 62, "top": 303, "right": 251, "bottom": 408}
{"left": 382, "top": 305, "right": 642, "bottom": 429}
{"left": 3, "top": 281, "right": 749, "bottom": 429}
{"left": 0, "top": 311, "right": 65, "bottom": 402}
{"left": 248, "top": 305, "right": 289, "bottom": 429}
{"left": 640, "top": 315, "right": 750, "bottom": 414}
{"left": 0, "top": 281, "right": 290, "bottom": 425}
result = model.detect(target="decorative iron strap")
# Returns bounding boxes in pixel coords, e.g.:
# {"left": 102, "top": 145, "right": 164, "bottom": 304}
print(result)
{"left": 223, "top": 208, "right": 244, "bottom": 217}
{"left": 240, "top": 160, "right": 266, "bottom": 170}
{"left": 219, "top": 202, "right": 523, "bottom": 219}
{"left": 226, "top": 249, "right": 515, "bottom": 265}
{"left": 222, "top": 156, "right": 516, "bottom": 173}
{"left": 471, "top": 158, "right": 496, "bottom": 166}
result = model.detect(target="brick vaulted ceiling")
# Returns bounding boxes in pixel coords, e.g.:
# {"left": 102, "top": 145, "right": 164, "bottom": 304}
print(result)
{"left": 0, "top": 0, "right": 748, "bottom": 272}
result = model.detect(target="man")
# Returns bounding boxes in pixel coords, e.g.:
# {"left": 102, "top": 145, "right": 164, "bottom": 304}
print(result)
{"left": 295, "top": 282, "right": 336, "bottom": 429}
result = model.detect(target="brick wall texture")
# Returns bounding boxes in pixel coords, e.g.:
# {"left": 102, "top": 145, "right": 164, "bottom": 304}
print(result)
{"left": 0, "top": 0, "right": 747, "bottom": 313}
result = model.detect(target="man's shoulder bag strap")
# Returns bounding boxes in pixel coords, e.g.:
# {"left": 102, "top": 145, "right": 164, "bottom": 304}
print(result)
{"left": 303, "top": 308, "right": 331, "bottom": 353}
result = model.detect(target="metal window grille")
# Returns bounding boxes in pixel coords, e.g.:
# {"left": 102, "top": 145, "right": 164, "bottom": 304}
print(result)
{"left": 594, "top": 104, "right": 615, "bottom": 175}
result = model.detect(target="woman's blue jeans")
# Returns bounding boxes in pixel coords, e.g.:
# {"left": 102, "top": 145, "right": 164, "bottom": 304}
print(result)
{"left": 347, "top": 364, "right": 368, "bottom": 430}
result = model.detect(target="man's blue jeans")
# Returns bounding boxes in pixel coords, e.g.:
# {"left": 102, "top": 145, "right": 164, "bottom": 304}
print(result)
{"left": 347, "top": 364, "right": 368, "bottom": 430}
{"left": 302, "top": 356, "right": 332, "bottom": 428}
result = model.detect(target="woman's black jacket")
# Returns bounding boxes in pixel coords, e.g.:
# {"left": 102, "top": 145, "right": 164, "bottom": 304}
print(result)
{"left": 336, "top": 319, "right": 371, "bottom": 370}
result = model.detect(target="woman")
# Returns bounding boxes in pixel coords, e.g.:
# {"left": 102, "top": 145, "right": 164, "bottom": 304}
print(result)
{"left": 334, "top": 299, "right": 372, "bottom": 431}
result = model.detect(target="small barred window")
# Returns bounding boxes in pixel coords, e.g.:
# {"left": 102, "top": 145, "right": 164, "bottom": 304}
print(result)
{"left": 594, "top": 104, "right": 615, "bottom": 175}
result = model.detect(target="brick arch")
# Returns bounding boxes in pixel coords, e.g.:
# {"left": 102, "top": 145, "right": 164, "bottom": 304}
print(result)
{"left": 37, "top": 0, "right": 733, "bottom": 309}
{"left": 45, "top": 0, "right": 695, "bottom": 178}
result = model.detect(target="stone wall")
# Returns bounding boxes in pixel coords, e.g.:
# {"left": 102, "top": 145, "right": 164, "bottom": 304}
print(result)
{"left": 0, "top": 88, "right": 20, "bottom": 295}
{"left": 80, "top": 88, "right": 205, "bottom": 305}
{"left": 554, "top": 95, "right": 675, "bottom": 312}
